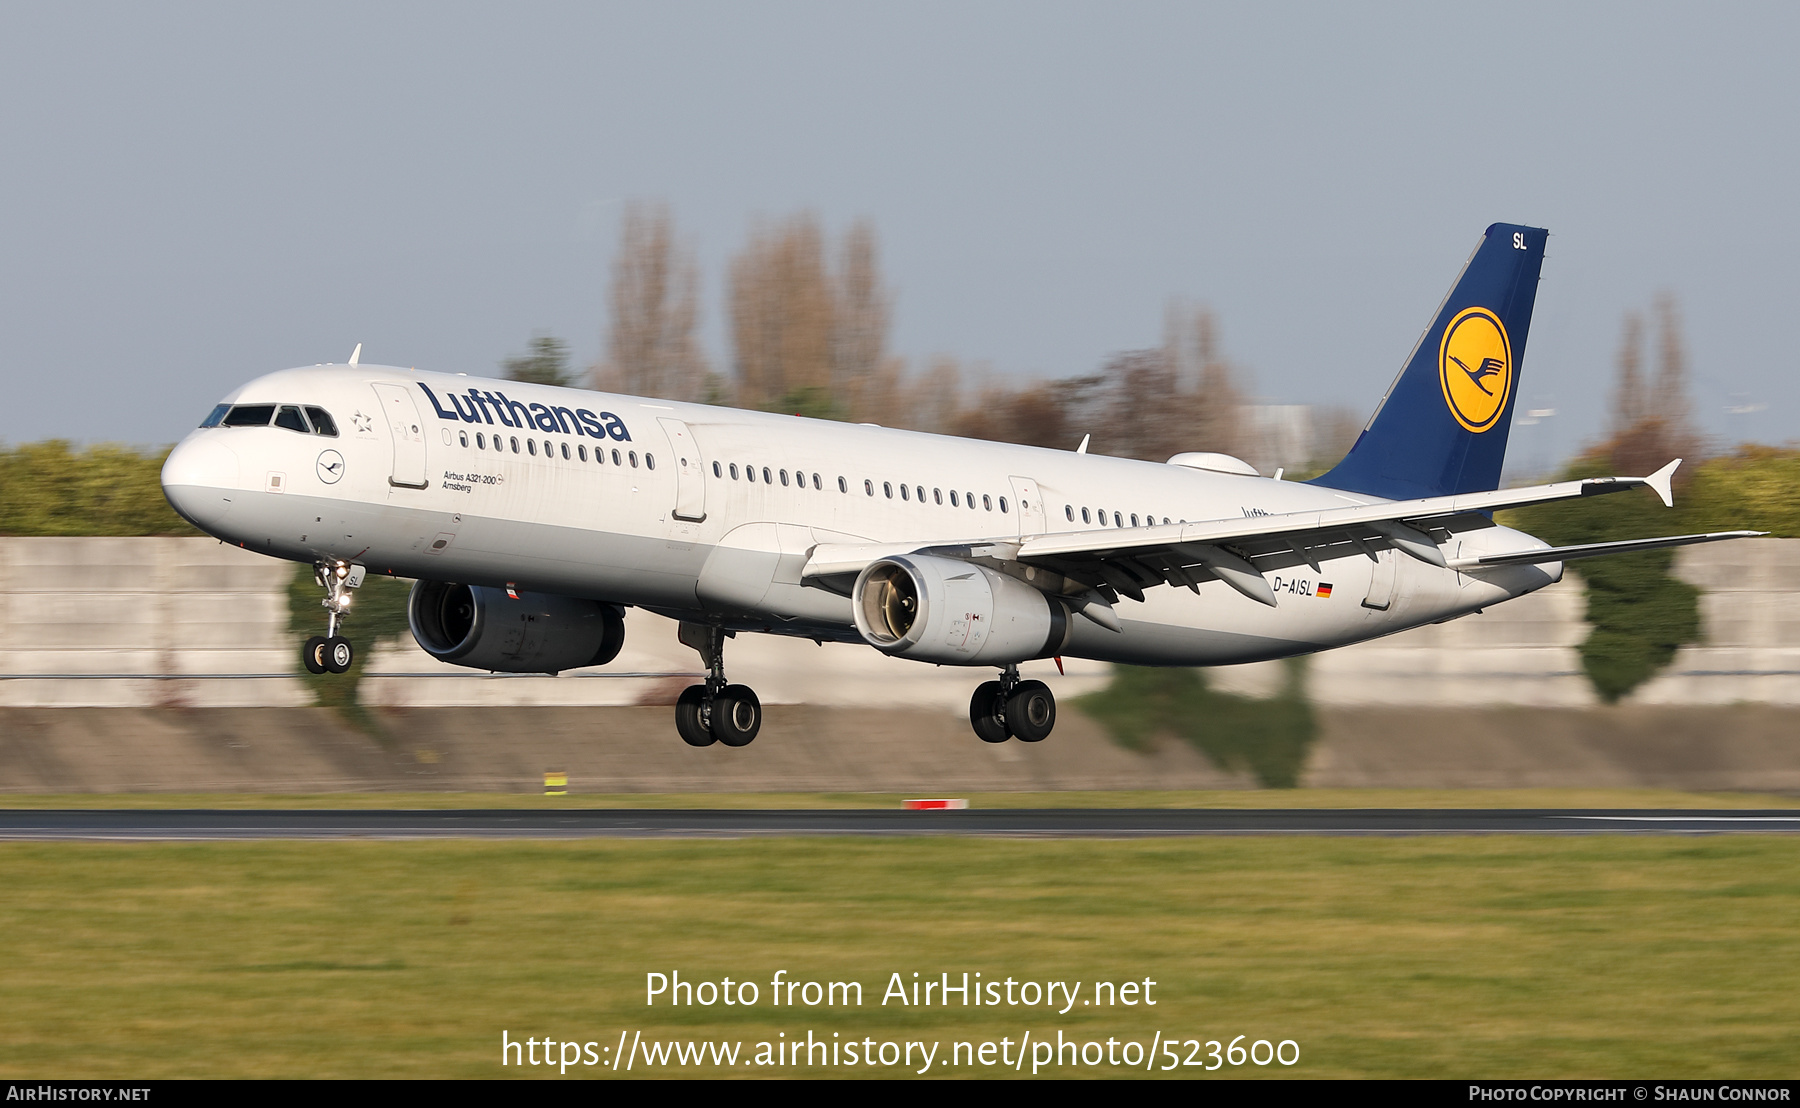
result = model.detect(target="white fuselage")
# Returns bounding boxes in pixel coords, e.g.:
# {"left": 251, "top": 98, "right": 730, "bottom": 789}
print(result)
{"left": 161, "top": 364, "right": 1561, "bottom": 667}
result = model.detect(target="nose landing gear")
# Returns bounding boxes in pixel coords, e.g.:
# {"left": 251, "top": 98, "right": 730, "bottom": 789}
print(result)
{"left": 301, "top": 561, "right": 364, "bottom": 675}
{"left": 968, "top": 664, "right": 1057, "bottom": 744}
{"left": 674, "top": 622, "right": 762, "bottom": 748}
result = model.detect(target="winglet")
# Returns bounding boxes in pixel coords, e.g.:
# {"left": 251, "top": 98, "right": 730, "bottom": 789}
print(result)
{"left": 1076, "top": 434, "right": 1090, "bottom": 455}
{"left": 348, "top": 343, "right": 362, "bottom": 366}
{"left": 1645, "top": 458, "right": 1681, "bottom": 508}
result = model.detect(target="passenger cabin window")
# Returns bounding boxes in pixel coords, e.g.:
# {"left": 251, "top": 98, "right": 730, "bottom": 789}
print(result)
{"left": 304, "top": 407, "right": 339, "bottom": 436}
{"left": 460, "top": 431, "right": 469, "bottom": 447}
{"left": 222, "top": 404, "right": 275, "bottom": 427}
{"left": 950, "top": 491, "right": 959, "bottom": 507}
{"left": 200, "top": 404, "right": 229, "bottom": 428}
{"left": 1065, "top": 504, "right": 1074, "bottom": 521}
{"left": 713, "top": 461, "right": 722, "bottom": 477}
{"left": 982, "top": 494, "right": 992, "bottom": 511}
{"left": 274, "top": 405, "right": 308, "bottom": 433}
{"left": 999, "top": 497, "right": 1008, "bottom": 513}
{"left": 645, "top": 454, "right": 655, "bottom": 470}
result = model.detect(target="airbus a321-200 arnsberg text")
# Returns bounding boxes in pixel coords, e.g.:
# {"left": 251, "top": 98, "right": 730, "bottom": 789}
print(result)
{"left": 161, "top": 224, "right": 1759, "bottom": 748}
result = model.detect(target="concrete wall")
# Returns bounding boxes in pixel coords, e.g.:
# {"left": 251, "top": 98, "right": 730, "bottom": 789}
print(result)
{"left": 2, "top": 536, "right": 1796, "bottom": 710}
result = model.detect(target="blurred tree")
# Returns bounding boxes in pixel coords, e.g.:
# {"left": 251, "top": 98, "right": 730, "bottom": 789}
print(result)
{"left": 502, "top": 334, "right": 573, "bottom": 388}
{"left": 904, "top": 355, "right": 967, "bottom": 435}
{"left": 831, "top": 220, "right": 905, "bottom": 422}
{"left": 1169, "top": 304, "right": 1247, "bottom": 460}
{"left": 1609, "top": 294, "right": 1701, "bottom": 482}
{"left": 730, "top": 214, "right": 834, "bottom": 410}
{"left": 729, "top": 214, "right": 906, "bottom": 419}
{"left": 595, "top": 202, "right": 708, "bottom": 401}
{"left": 0, "top": 442, "right": 197, "bottom": 536}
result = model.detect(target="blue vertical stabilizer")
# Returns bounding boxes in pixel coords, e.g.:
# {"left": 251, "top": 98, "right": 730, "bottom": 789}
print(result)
{"left": 1310, "top": 223, "right": 1547, "bottom": 500}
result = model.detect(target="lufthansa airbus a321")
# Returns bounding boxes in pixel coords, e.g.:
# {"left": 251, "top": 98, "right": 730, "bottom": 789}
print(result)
{"left": 161, "top": 224, "right": 1760, "bottom": 747}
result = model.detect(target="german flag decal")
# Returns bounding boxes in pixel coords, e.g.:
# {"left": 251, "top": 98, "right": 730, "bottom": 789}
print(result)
{"left": 1317, "top": 583, "right": 1333, "bottom": 598}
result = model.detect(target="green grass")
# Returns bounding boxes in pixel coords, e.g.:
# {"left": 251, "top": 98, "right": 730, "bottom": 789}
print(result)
{"left": 1, "top": 788, "right": 1796, "bottom": 810}
{"left": 3, "top": 836, "right": 1799, "bottom": 1078}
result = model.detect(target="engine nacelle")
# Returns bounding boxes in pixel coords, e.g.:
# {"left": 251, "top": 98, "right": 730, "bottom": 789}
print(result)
{"left": 852, "top": 554, "right": 1069, "bottom": 666}
{"left": 407, "top": 580, "right": 626, "bottom": 674}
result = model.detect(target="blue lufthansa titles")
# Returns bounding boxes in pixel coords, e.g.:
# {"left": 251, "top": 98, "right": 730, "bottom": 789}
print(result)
{"left": 418, "top": 382, "right": 631, "bottom": 441}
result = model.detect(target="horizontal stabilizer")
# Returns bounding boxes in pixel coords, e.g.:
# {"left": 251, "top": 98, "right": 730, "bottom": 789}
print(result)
{"left": 1450, "top": 531, "right": 1766, "bottom": 569}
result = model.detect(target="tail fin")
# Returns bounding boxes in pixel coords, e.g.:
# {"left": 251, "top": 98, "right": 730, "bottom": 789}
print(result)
{"left": 1311, "top": 223, "right": 1547, "bottom": 500}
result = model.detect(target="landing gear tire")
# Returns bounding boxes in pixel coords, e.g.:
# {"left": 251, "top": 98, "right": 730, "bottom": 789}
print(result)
{"left": 1007, "top": 680, "right": 1056, "bottom": 742}
{"left": 324, "top": 636, "right": 354, "bottom": 674}
{"left": 970, "top": 680, "right": 1011, "bottom": 744}
{"left": 302, "top": 636, "right": 329, "bottom": 675}
{"left": 712, "top": 684, "right": 762, "bottom": 747}
{"left": 675, "top": 685, "right": 717, "bottom": 747}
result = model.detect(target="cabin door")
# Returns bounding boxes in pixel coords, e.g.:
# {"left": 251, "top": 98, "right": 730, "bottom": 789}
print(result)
{"left": 370, "top": 382, "right": 429, "bottom": 489}
{"left": 1362, "top": 549, "right": 1398, "bottom": 611}
{"left": 658, "top": 418, "right": 708, "bottom": 523}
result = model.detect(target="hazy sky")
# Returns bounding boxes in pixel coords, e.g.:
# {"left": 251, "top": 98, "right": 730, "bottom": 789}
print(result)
{"left": 3, "top": 2, "right": 1795, "bottom": 463}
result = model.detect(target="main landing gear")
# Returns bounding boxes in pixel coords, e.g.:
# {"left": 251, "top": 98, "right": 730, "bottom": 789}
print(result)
{"left": 674, "top": 623, "right": 762, "bottom": 748}
{"left": 969, "top": 664, "right": 1056, "bottom": 744}
{"left": 301, "top": 560, "right": 363, "bottom": 675}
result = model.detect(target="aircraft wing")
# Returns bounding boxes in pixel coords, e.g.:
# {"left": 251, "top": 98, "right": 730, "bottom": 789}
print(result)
{"left": 800, "top": 459, "right": 1735, "bottom": 614}
{"left": 1445, "top": 530, "right": 1765, "bottom": 569}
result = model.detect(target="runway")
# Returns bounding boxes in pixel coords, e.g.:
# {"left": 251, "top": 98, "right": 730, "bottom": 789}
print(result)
{"left": 4, "top": 808, "right": 1800, "bottom": 839}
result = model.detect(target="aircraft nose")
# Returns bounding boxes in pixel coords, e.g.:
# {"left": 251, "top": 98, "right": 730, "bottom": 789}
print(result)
{"left": 161, "top": 435, "right": 240, "bottom": 533}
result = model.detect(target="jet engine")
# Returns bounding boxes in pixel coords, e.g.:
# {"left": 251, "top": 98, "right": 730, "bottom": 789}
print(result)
{"left": 851, "top": 554, "right": 1069, "bottom": 666}
{"left": 407, "top": 580, "right": 626, "bottom": 674}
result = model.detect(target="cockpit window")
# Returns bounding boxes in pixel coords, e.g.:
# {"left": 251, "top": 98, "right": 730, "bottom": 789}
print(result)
{"left": 274, "top": 405, "right": 309, "bottom": 433}
{"left": 222, "top": 404, "right": 276, "bottom": 427}
{"left": 304, "top": 407, "right": 339, "bottom": 436}
{"left": 199, "top": 404, "right": 230, "bottom": 428}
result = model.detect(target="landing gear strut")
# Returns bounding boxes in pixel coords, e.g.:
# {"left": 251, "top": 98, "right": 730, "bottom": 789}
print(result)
{"left": 969, "top": 664, "right": 1056, "bottom": 744}
{"left": 674, "top": 623, "right": 762, "bottom": 748}
{"left": 301, "top": 560, "right": 363, "bottom": 676}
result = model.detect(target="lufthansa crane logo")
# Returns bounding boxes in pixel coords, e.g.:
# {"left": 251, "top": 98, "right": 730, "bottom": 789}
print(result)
{"left": 1438, "top": 307, "right": 1513, "bottom": 433}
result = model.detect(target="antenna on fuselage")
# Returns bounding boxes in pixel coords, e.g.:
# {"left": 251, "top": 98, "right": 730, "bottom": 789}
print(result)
{"left": 1075, "top": 434, "right": 1090, "bottom": 455}
{"left": 348, "top": 343, "right": 362, "bottom": 366}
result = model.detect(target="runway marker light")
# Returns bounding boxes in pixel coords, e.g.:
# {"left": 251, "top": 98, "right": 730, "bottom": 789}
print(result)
{"left": 544, "top": 772, "right": 567, "bottom": 796}
{"left": 903, "top": 799, "right": 968, "bottom": 810}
